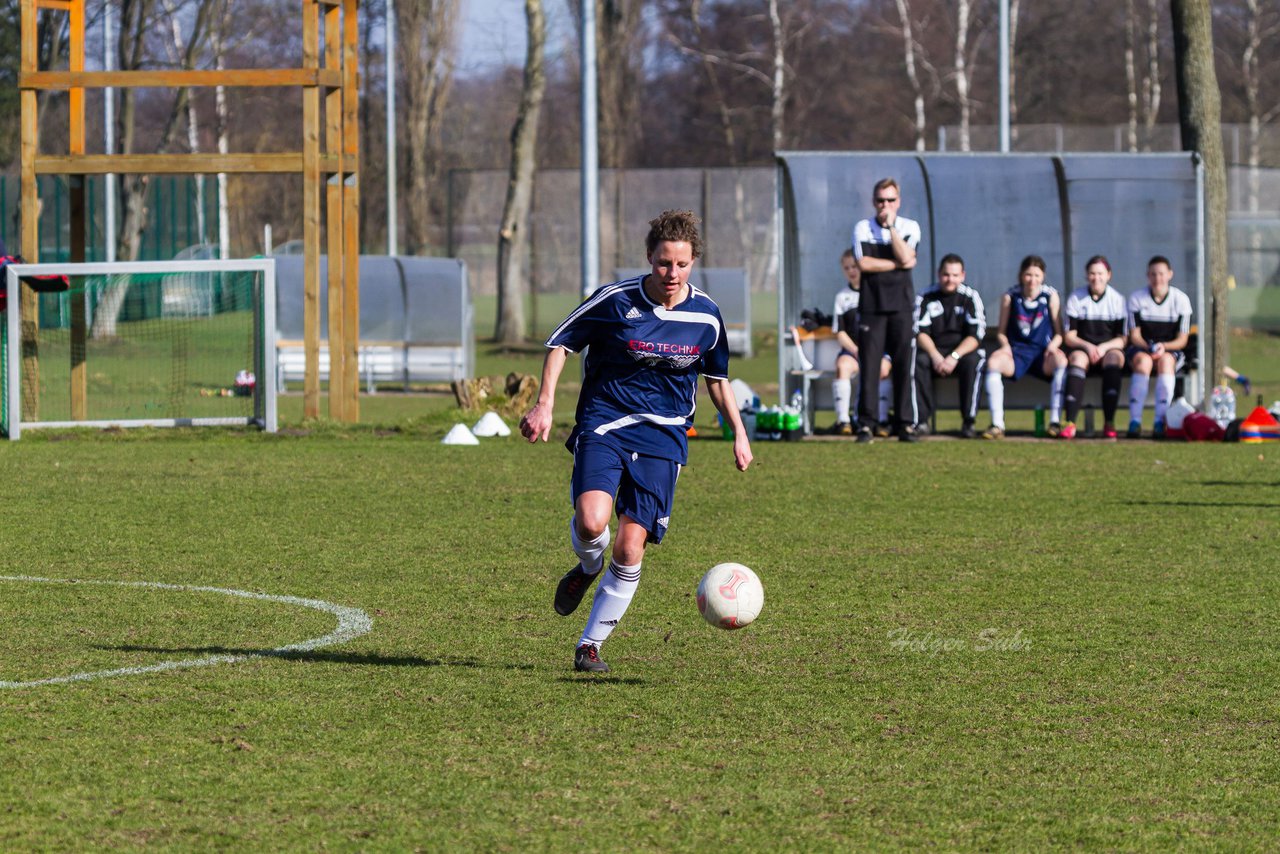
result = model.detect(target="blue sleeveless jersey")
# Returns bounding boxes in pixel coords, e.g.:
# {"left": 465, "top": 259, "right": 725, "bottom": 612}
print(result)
{"left": 546, "top": 276, "right": 731, "bottom": 464}
{"left": 1004, "top": 284, "right": 1057, "bottom": 350}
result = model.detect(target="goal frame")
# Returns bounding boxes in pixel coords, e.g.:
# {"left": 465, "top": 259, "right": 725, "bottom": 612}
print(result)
{"left": 4, "top": 258, "right": 277, "bottom": 439}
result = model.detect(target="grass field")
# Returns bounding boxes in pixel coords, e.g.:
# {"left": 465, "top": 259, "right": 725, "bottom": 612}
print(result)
{"left": 2, "top": 314, "right": 1280, "bottom": 849}
{"left": 3, "top": 380, "right": 1280, "bottom": 849}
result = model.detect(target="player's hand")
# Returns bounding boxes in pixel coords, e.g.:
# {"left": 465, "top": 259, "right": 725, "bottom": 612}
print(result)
{"left": 733, "top": 434, "right": 753, "bottom": 472}
{"left": 519, "top": 403, "right": 553, "bottom": 443}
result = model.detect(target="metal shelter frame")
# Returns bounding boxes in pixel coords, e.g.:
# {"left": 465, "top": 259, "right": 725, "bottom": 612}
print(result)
{"left": 18, "top": 0, "right": 359, "bottom": 423}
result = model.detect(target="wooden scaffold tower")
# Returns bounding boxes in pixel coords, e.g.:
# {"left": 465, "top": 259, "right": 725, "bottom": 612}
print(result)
{"left": 18, "top": 0, "right": 360, "bottom": 422}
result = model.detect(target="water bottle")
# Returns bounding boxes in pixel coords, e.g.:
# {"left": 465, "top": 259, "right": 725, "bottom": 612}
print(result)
{"left": 1084, "top": 405, "right": 1096, "bottom": 437}
{"left": 783, "top": 406, "right": 802, "bottom": 441}
{"left": 1034, "top": 406, "right": 1046, "bottom": 437}
{"left": 1208, "top": 385, "right": 1235, "bottom": 428}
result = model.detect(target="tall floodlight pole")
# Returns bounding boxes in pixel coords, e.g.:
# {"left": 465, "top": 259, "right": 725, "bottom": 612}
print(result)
{"left": 386, "top": 0, "right": 398, "bottom": 255}
{"left": 580, "top": 0, "right": 599, "bottom": 299}
{"left": 998, "top": 0, "right": 1010, "bottom": 153}
{"left": 104, "top": 0, "right": 117, "bottom": 261}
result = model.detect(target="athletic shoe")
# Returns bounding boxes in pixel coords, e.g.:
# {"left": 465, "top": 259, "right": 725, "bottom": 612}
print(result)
{"left": 1153, "top": 420, "right": 1166, "bottom": 440}
{"left": 554, "top": 564, "right": 599, "bottom": 616}
{"left": 574, "top": 643, "right": 610, "bottom": 673}
{"left": 826, "top": 421, "right": 853, "bottom": 436}
{"left": 1236, "top": 374, "right": 1252, "bottom": 396}
{"left": 855, "top": 426, "right": 874, "bottom": 444}
{"left": 1046, "top": 422, "right": 1062, "bottom": 438}
{"left": 1060, "top": 422, "right": 1077, "bottom": 439}
{"left": 1102, "top": 423, "right": 1118, "bottom": 439}
{"left": 1127, "top": 419, "right": 1142, "bottom": 439}
{"left": 874, "top": 422, "right": 891, "bottom": 439}
{"left": 960, "top": 421, "right": 977, "bottom": 439}
{"left": 898, "top": 425, "right": 919, "bottom": 443}
{"left": 981, "top": 426, "right": 1005, "bottom": 440}
{"left": 913, "top": 422, "right": 931, "bottom": 437}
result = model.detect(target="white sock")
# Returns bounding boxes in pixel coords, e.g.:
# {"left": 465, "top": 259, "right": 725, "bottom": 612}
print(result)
{"left": 1154, "top": 373, "right": 1175, "bottom": 423}
{"left": 579, "top": 560, "right": 641, "bottom": 649}
{"left": 570, "top": 518, "right": 610, "bottom": 576}
{"left": 1129, "top": 374, "right": 1150, "bottom": 424}
{"left": 833, "top": 378, "right": 852, "bottom": 424}
{"left": 878, "top": 378, "right": 892, "bottom": 423}
{"left": 986, "top": 371, "right": 1005, "bottom": 430}
{"left": 1049, "top": 366, "right": 1066, "bottom": 423}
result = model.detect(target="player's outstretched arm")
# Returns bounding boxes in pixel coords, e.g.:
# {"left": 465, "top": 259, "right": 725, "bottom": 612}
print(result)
{"left": 520, "top": 346, "right": 568, "bottom": 443}
{"left": 706, "top": 377, "right": 753, "bottom": 472}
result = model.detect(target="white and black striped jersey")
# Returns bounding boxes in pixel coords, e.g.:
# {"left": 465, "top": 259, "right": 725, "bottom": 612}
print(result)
{"left": 1127, "top": 285, "right": 1192, "bottom": 344}
{"left": 1065, "top": 285, "right": 1127, "bottom": 345}
{"left": 916, "top": 283, "right": 986, "bottom": 352}
{"left": 851, "top": 216, "right": 921, "bottom": 314}
{"left": 833, "top": 286, "right": 860, "bottom": 337}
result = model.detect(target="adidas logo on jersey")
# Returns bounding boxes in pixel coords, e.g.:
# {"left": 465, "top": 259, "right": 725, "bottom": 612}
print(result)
{"left": 626, "top": 306, "right": 643, "bottom": 320}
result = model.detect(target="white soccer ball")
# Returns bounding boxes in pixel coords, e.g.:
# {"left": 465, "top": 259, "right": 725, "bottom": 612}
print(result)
{"left": 696, "top": 562, "right": 764, "bottom": 630}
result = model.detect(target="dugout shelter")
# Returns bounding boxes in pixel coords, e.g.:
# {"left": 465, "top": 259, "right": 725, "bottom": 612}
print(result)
{"left": 275, "top": 255, "right": 473, "bottom": 390}
{"left": 776, "top": 152, "right": 1207, "bottom": 427}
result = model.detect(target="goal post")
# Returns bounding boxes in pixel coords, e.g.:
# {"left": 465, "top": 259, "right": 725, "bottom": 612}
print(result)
{"left": 3, "top": 258, "right": 277, "bottom": 439}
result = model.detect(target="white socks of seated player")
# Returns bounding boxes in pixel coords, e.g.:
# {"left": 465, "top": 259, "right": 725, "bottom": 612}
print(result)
{"left": 570, "top": 518, "right": 610, "bottom": 576}
{"left": 1049, "top": 365, "right": 1066, "bottom": 423}
{"left": 1154, "top": 373, "right": 1175, "bottom": 423}
{"left": 833, "top": 378, "right": 852, "bottom": 424}
{"left": 1129, "top": 373, "right": 1150, "bottom": 424}
{"left": 579, "top": 560, "right": 641, "bottom": 649}
{"left": 878, "top": 378, "right": 892, "bottom": 424}
{"left": 985, "top": 371, "right": 1006, "bottom": 430}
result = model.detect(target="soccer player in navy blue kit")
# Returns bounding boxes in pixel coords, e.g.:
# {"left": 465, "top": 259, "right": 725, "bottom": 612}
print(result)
{"left": 981, "top": 255, "right": 1068, "bottom": 439}
{"left": 519, "top": 210, "right": 753, "bottom": 673}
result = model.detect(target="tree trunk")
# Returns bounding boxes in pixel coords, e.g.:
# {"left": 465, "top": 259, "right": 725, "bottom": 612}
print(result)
{"left": 494, "top": 0, "right": 546, "bottom": 345}
{"left": 398, "top": 0, "right": 458, "bottom": 255}
{"left": 1170, "top": 0, "right": 1229, "bottom": 387}
{"left": 1125, "top": 0, "right": 1139, "bottom": 150}
{"left": 893, "top": 0, "right": 927, "bottom": 152}
{"left": 954, "top": 0, "right": 972, "bottom": 152}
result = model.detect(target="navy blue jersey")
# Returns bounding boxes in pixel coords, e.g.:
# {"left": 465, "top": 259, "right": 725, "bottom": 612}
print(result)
{"left": 546, "top": 276, "right": 730, "bottom": 464}
{"left": 1004, "top": 284, "right": 1058, "bottom": 350}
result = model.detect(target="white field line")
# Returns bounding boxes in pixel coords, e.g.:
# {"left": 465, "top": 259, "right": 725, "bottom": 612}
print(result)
{"left": 0, "top": 575, "right": 373, "bottom": 689}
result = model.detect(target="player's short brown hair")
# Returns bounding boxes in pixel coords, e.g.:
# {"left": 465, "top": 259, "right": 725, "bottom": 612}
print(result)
{"left": 646, "top": 209, "right": 703, "bottom": 259}
{"left": 872, "top": 177, "right": 900, "bottom": 196}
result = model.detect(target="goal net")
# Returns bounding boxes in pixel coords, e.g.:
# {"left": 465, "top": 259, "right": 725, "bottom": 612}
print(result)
{"left": 2, "top": 259, "right": 277, "bottom": 439}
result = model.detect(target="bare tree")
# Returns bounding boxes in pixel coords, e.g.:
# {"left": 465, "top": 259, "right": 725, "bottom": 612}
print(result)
{"left": 495, "top": 0, "right": 547, "bottom": 344}
{"left": 952, "top": 0, "right": 974, "bottom": 151}
{"left": 1126, "top": 0, "right": 1164, "bottom": 151}
{"left": 893, "top": 0, "right": 928, "bottom": 151}
{"left": 398, "top": 0, "right": 458, "bottom": 255}
{"left": 95, "top": 0, "right": 217, "bottom": 339}
{"left": 1170, "top": 0, "right": 1229, "bottom": 384}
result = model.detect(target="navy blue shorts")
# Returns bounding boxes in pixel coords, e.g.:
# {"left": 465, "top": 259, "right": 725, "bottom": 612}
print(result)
{"left": 1010, "top": 343, "right": 1051, "bottom": 381}
{"left": 571, "top": 433, "right": 681, "bottom": 544}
